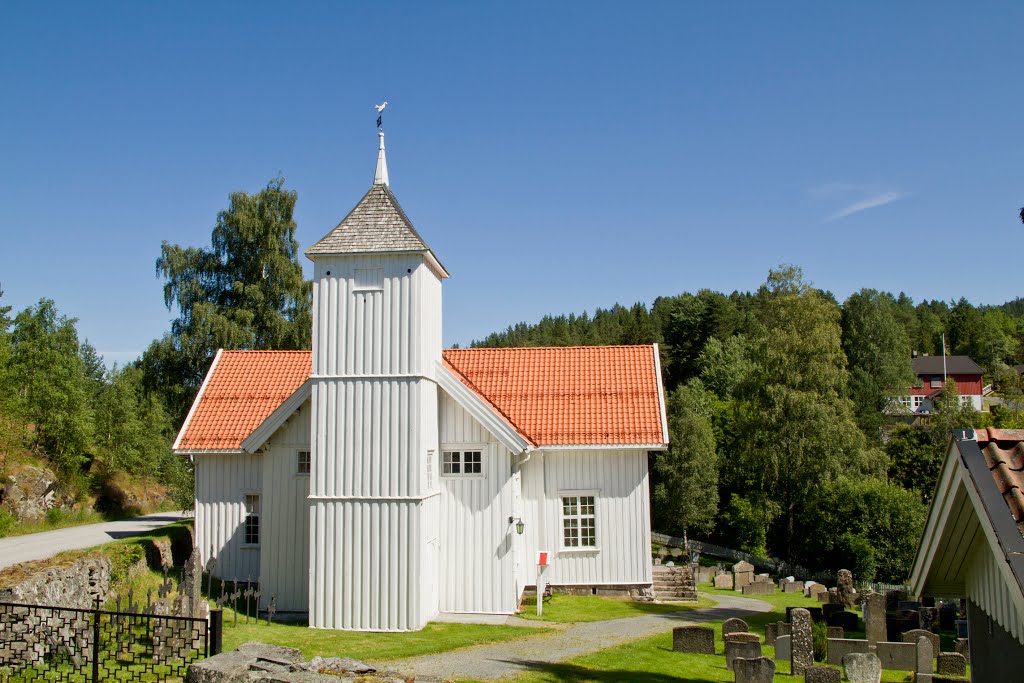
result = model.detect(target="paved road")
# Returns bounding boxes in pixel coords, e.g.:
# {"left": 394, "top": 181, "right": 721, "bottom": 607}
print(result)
{"left": 378, "top": 594, "right": 773, "bottom": 681}
{"left": 0, "top": 511, "right": 189, "bottom": 570}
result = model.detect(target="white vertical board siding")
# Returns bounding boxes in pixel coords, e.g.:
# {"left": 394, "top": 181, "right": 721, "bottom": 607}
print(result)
{"left": 520, "top": 450, "right": 652, "bottom": 588}
{"left": 966, "top": 538, "right": 1024, "bottom": 644}
{"left": 438, "top": 392, "right": 517, "bottom": 613}
{"left": 194, "top": 453, "right": 262, "bottom": 581}
{"left": 260, "top": 400, "right": 312, "bottom": 613}
{"left": 308, "top": 254, "right": 442, "bottom": 630}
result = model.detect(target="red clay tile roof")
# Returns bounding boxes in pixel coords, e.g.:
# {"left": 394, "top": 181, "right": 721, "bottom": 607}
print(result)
{"left": 976, "top": 427, "right": 1024, "bottom": 538}
{"left": 442, "top": 345, "right": 666, "bottom": 447}
{"left": 175, "top": 350, "right": 311, "bottom": 451}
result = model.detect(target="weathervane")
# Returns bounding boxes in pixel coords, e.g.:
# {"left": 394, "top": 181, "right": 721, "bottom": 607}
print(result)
{"left": 375, "top": 101, "right": 388, "bottom": 130}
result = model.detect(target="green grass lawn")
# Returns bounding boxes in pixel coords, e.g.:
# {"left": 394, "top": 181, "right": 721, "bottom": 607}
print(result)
{"left": 475, "top": 586, "right": 916, "bottom": 683}
{"left": 221, "top": 610, "right": 552, "bottom": 662}
{"left": 517, "top": 594, "right": 717, "bottom": 623}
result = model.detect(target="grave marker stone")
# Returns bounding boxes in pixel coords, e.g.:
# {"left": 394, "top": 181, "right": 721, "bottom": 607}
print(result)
{"left": 826, "top": 626, "right": 843, "bottom": 639}
{"left": 672, "top": 626, "right": 714, "bottom": 654}
{"left": 875, "top": 641, "right": 916, "bottom": 671}
{"left": 773, "top": 634, "right": 790, "bottom": 661}
{"left": 733, "top": 655, "right": 775, "bottom": 683}
{"left": 916, "top": 635, "right": 934, "bottom": 680}
{"left": 954, "top": 638, "right": 969, "bottom": 663}
{"left": 783, "top": 580, "right": 805, "bottom": 593}
{"left": 742, "top": 582, "right": 775, "bottom": 595}
{"left": 865, "top": 591, "right": 886, "bottom": 646}
{"left": 826, "top": 638, "right": 869, "bottom": 666}
{"left": 936, "top": 652, "right": 967, "bottom": 676}
{"left": 836, "top": 569, "right": 855, "bottom": 608}
{"left": 843, "top": 652, "right": 882, "bottom": 683}
{"left": 722, "top": 617, "right": 749, "bottom": 636}
{"left": 725, "top": 640, "right": 762, "bottom": 671}
{"left": 733, "top": 560, "right": 754, "bottom": 590}
{"left": 790, "top": 608, "right": 813, "bottom": 676}
{"left": 713, "top": 573, "right": 734, "bottom": 589}
{"left": 901, "top": 629, "right": 939, "bottom": 653}
{"left": 804, "top": 665, "right": 841, "bottom": 683}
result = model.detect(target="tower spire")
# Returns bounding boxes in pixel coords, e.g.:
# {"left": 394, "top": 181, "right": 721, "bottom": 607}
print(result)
{"left": 374, "top": 129, "right": 389, "bottom": 186}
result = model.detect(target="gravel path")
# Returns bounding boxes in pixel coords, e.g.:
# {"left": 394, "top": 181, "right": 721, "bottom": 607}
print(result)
{"left": 0, "top": 511, "right": 188, "bottom": 570}
{"left": 377, "top": 594, "right": 772, "bottom": 681}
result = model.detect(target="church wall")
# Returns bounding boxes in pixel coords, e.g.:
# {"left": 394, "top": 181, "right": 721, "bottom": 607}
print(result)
{"left": 438, "top": 392, "right": 518, "bottom": 614}
{"left": 260, "top": 399, "right": 312, "bottom": 613}
{"left": 520, "top": 450, "right": 652, "bottom": 589}
{"left": 194, "top": 452, "right": 262, "bottom": 581}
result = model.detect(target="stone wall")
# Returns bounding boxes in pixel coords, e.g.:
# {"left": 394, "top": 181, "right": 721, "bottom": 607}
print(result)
{"left": 0, "top": 558, "right": 111, "bottom": 610}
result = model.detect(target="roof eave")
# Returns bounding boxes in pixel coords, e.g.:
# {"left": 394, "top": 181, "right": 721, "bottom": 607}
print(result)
{"left": 436, "top": 361, "right": 533, "bottom": 454}
{"left": 172, "top": 349, "right": 223, "bottom": 451}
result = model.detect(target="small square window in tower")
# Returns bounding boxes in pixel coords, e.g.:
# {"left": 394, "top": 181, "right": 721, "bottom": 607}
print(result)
{"left": 297, "top": 450, "right": 311, "bottom": 475}
{"left": 353, "top": 268, "right": 384, "bottom": 291}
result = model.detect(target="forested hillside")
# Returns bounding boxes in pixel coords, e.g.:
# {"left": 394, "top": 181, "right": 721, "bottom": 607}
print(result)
{"left": 474, "top": 267, "right": 1024, "bottom": 582}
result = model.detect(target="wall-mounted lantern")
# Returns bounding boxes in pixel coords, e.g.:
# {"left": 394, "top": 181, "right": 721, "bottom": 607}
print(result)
{"left": 509, "top": 516, "right": 525, "bottom": 535}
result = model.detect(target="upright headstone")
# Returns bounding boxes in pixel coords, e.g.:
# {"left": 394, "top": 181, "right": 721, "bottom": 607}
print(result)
{"left": 733, "top": 655, "right": 775, "bottom": 683}
{"left": 733, "top": 561, "right": 755, "bottom": 590}
{"left": 790, "top": 608, "right": 813, "bottom": 676}
{"left": 826, "top": 626, "right": 844, "bottom": 639}
{"left": 843, "top": 652, "right": 882, "bottom": 683}
{"left": 773, "top": 634, "right": 791, "bottom": 661}
{"left": 865, "top": 591, "right": 886, "bottom": 646}
{"left": 901, "top": 629, "right": 939, "bottom": 653}
{"left": 936, "top": 652, "right": 967, "bottom": 677}
{"left": 182, "top": 548, "right": 203, "bottom": 617}
{"left": 672, "top": 626, "right": 714, "bottom": 654}
{"left": 836, "top": 569, "right": 855, "bottom": 609}
{"left": 804, "top": 665, "right": 841, "bottom": 683}
{"left": 938, "top": 603, "right": 956, "bottom": 632}
{"left": 783, "top": 580, "right": 805, "bottom": 593}
{"left": 916, "top": 635, "right": 934, "bottom": 682}
{"left": 714, "top": 573, "right": 734, "bottom": 589}
{"left": 722, "top": 617, "right": 750, "bottom": 636}
{"left": 725, "top": 640, "right": 762, "bottom": 671}
{"left": 954, "top": 638, "right": 969, "bottom": 664}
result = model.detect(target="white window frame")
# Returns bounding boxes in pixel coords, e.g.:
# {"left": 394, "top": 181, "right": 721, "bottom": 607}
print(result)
{"left": 426, "top": 449, "right": 436, "bottom": 490}
{"left": 913, "top": 395, "right": 925, "bottom": 410}
{"left": 296, "top": 449, "right": 311, "bottom": 476}
{"left": 560, "top": 490, "right": 599, "bottom": 552}
{"left": 898, "top": 396, "right": 912, "bottom": 409}
{"left": 959, "top": 395, "right": 973, "bottom": 408}
{"left": 441, "top": 446, "right": 485, "bottom": 478}
{"left": 242, "top": 493, "right": 260, "bottom": 547}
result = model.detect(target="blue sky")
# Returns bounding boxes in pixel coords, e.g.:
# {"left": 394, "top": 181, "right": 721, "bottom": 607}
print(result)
{"left": 2, "top": 2, "right": 1022, "bottom": 367}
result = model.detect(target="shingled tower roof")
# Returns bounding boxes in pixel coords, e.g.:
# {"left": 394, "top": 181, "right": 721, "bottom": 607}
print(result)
{"left": 305, "top": 131, "right": 448, "bottom": 276}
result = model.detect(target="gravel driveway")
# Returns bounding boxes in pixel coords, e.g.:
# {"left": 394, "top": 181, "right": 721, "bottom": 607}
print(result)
{"left": 378, "top": 594, "right": 772, "bottom": 681}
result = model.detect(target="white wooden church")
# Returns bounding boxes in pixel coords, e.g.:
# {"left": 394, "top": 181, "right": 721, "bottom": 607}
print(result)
{"left": 174, "top": 129, "right": 669, "bottom": 631}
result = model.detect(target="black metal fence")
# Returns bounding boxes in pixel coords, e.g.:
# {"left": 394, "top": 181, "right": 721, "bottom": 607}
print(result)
{"left": 0, "top": 599, "right": 221, "bottom": 683}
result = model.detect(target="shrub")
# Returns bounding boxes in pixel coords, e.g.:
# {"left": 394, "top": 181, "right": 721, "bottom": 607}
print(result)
{"left": 0, "top": 510, "right": 14, "bottom": 537}
{"left": 45, "top": 507, "right": 65, "bottom": 526}
{"left": 812, "top": 619, "right": 828, "bottom": 662}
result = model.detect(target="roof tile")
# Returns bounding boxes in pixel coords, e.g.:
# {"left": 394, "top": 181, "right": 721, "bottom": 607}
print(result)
{"left": 176, "top": 351, "right": 310, "bottom": 451}
{"left": 977, "top": 428, "right": 1024, "bottom": 538}
{"left": 443, "top": 345, "right": 665, "bottom": 447}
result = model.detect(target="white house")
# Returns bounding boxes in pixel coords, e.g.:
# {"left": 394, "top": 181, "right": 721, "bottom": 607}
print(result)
{"left": 174, "top": 130, "right": 669, "bottom": 631}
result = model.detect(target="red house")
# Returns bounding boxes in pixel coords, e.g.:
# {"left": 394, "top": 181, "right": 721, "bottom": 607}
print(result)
{"left": 900, "top": 355, "right": 984, "bottom": 414}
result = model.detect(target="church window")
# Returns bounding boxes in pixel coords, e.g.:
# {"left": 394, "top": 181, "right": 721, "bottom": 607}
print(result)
{"left": 561, "top": 494, "right": 597, "bottom": 549}
{"left": 442, "top": 449, "right": 483, "bottom": 477}
{"left": 426, "top": 449, "right": 435, "bottom": 489}
{"left": 243, "top": 494, "right": 260, "bottom": 546}
{"left": 297, "top": 450, "right": 311, "bottom": 475}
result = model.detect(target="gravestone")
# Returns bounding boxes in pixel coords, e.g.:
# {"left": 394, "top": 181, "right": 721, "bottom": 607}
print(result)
{"left": 765, "top": 621, "right": 790, "bottom": 646}
{"left": 182, "top": 548, "right": 203, "bottom": 616}
{"left": 822, "top": 603, "right": 844, "bottom": 620}
{"left": 733, "top": 655, "right": 775, "bottom": 683}
{"left": 714, "top": 573, "right": 734, "bottom": 589}
{"left": 725, "top": 640, "right": 762, "bottom": 671}
{"left": 901, "top": 629, "right": 939, "bottom": 653}
{"left": 787, "top": 605, "right": 823, "bottom": 623}
{"left": 916, "top": 635, "right": 934, "bottom": 678}
{"left": 742, "top": 582, "right": 774, "bottom": 595}
{"left": 826, "top": 638, "right": 869, "bottom": 666}
{"left": 806, "top": 582, "right": 827, "bottom": 598}
{"left": 864, "top": 591, "right": 886, "bottom": 646}
{"left": 936, "top": 652, "right": 967, "bottom": 676}
{"left": 836, "top": 569, "right": 855, "bottom": 608}
{"left": 783, "top": 580, "right": 805, "bottom": 593}
{"left": 938, "top": 604, "right": 956, "bottom": 632}
{"left": 733, "top": 560, "right": 755, "bottom": 590}
{"left": 843, "top": 652, "right": 882, "bottom": 683}
{"left": 817, "top": 590, "right": 832, "bottom": 603}
{"left": 898, "top": 601, "right": 922, "bottom": 612}
{"left": 804, "top": 665, "right": 841, "bottom": 683}
{"left": 754, "top": 573, "right": 771, "bottom": 583}
{"left": 826, "top": 626, "right": 844, "bottom": 639}
{"left": 773, "top": 634, "right": 790, "bottom": 661}
{"left": 954, "top": 638, "right": 969, "bottom": 663}
{"left": 955, "top": 619, "right": 968, "bottom": 638}
{"left": 724, "top": 632, "right": 761, "bottom": 643}
{"left": 672, "top": 626, "right": 714, "bottom": 654}
{"left": 722, "top": 617, "right": 749, "bottom": 636}
{"left": 656, "top": 546, "right": 668, "bottom": 559}
{"left": 790, "top": 608, "right": 813, "bottom": 676}
{"left": 875, "top": 641, "right": 916, "bottom": 671}
{"left": 827, "top": 610, "right": 858, "bottom": 632}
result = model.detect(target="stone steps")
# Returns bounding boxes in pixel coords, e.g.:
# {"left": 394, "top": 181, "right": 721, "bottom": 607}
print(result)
{"left": 651, "top": 565, "right": 697, "bottom": 602}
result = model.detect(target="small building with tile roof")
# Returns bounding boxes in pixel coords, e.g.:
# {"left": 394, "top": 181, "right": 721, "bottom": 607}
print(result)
{"left": 909, "top": 428, "right": 1024, "bottom": 679}
{"left": 898, "top": 354, "right": 985, "bottom": 414}
{"left": 175, "top": 128, "right": 668, "bottom": 631}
